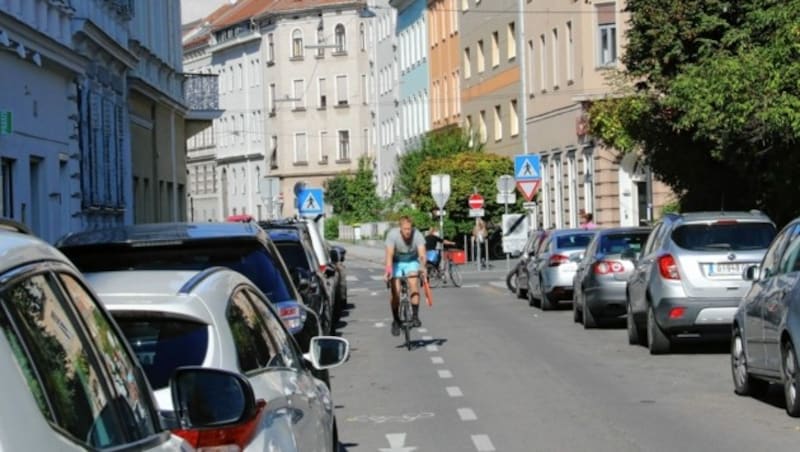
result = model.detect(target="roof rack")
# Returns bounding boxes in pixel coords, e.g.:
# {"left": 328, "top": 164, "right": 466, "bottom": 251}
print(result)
{"left": 0, "top": 218, "right": 33, "bottom": 235}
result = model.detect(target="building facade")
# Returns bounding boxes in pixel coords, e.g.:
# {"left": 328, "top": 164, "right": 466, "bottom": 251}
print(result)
{"left": 522, "top": 0, "right": 672, "bottom": 229}
{"left": 460, "top": 0, "right": 522, "bottom": 157}
{"left": 427, "top": 0, "right": 460, "bottom": 132}
{"left": 371, "top": 1, "right": 399, "bottom": 197}
{"left": 391, "top": 0, "right": 430, "bottom": 151}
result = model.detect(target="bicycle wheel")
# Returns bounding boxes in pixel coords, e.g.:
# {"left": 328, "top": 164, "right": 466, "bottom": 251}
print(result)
{"left": 448, "top": 263, "right": 463, "bottom": 287}
{"left": 427, "top": 264, "right": 442, "bottom": 288}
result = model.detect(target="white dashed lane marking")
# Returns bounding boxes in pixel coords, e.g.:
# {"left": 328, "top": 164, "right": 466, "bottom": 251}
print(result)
{"left": 431, "top": 356, "right": 444, "bottom": 364}
{"left": 458, "top": 408, "right": 477, "bottom": 421}
{"left": 437, "top": 369, "right": 453, "bottom": 379}
{"left": 472, "top": 435, "right": 496, "bottom": 452}
{"left": 426, "top": 344, "right": 439, "bottom": 352}
{"left": 446, "top": 386, "right": 463, "bottom": 397}
{"left": 422, "top": 335, "right": 433, "bottom": 341}
{"left": 346, "top": 275, "right": 359, "bottom": 282}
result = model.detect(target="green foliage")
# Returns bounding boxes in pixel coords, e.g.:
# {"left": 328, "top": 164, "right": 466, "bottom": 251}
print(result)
{"left": 324, "top": 215, "right": 340, "bottom": 240}
{"left": 589, "top": 0, "right": 800, "bottom": 226}
{"left": 323, "top": 156, "right": 383, "bottom": 224}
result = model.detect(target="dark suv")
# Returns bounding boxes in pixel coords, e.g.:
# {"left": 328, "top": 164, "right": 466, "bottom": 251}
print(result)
{"left": 56, "top": 222, "right": 313, "bottom": 344}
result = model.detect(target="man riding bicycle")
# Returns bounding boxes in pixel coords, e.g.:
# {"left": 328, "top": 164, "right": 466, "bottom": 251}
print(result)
{"left": 425, "top": 226, "right": 456, "bottom": 270}
{"left": 384, "top": 216, "right": 427, "bottom": 336}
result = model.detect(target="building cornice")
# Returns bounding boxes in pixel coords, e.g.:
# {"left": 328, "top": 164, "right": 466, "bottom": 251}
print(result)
{"left": 128, "top": 77, "right": 187, "bottom": 113}
{"left": 216, "top": 152, "right": 265, "bottom": 164}
{"left": 71, "top": 18, "right": 138, "bottom": 69}
{"left": 0, "top": 12, "right": 87, "bottom": 74}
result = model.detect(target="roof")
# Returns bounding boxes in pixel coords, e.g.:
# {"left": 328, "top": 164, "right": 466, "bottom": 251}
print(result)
{"left": 668, "top": 211, "right": 773, "bottom": 224}
{"left": 594, "top": 227, "right": 652, "bottom": 236}
{"left": 0, "top": 230, "right": 73, "bottom": 275}
{"left": 56, "top": 222, "right": 267, "bottom": 248}
{"left": 267, "top": 228, "right": 303, "bottom": 242}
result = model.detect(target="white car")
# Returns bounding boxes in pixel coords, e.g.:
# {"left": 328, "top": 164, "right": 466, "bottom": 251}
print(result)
{"left": 0, "top": 220, "right": 256, "bottom": 451}
{"left": 85, "top": 267, "right": 349, "bottom": 452}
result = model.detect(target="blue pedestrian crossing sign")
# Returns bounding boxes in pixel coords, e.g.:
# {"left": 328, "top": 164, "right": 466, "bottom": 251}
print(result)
{"left": 514, "top": 154, "right": 541, "bottom": 181}
{"left": 298, "top": 188, "right": 324, "bottom": 217}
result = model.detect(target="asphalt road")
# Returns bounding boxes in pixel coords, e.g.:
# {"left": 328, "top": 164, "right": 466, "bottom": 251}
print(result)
{"left": 329, "top": 250, "right": 800, "bottom": 452}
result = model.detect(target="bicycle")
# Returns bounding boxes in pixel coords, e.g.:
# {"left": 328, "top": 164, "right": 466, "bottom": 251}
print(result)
{"left": 386, "top": 271, "right": 416, "bottom": 350}
{"left": 426, "top": 248, "right": 463, "bottom": 288}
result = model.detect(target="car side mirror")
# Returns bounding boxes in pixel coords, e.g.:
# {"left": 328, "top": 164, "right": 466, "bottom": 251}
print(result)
{"left": 171, "top": 367, "right": 257, "bottom": 429}
{"left": 743, "top": 265, "right": 761, "bottom": 281}
{"left": 303, "top": 336, "right": 350, "bottom": 370}
{"left": 292, "top": 268, "right": 311, "bottom": 291}
{"left": 323, "top": 265, "right": 336, "bottom": 278}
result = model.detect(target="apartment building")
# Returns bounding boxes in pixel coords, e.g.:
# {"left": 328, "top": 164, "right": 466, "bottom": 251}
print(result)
{"left": 390, "top": 0, "right": 431, "bottom": 151}
{"left": 372, "top": 1, "right": 400, "bottom": 197}
{"left": 523, "top": 0, "right": 672, "bottom": 228}
{"left": 428, "top": 0, "right": 461, "bottom": 131}
{"left": 460, "top": 0, "right": 522, "bottom": 157}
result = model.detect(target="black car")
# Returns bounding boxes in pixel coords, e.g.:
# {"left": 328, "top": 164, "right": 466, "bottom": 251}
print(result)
{"left": 56, "top": 222, "right": 315, "bottom": 346}
{"left": 266, "top": 226, "right": 335, "bottom": 335}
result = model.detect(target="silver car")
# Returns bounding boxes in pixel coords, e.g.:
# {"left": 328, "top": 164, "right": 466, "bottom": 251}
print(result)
{"left": 732, "top": 217, "right": 800, "bottom": 417}
{"left": 573, "top": 227, "right": 651, "bottom": 328}
{"left": 627, "top": 211, "right": 776, "bottom": 354}
{"left": 85, "top": 267, "right": 349, "bottom": 452}
{"left": 527, "top": 229, "right": 597, "bottom": 310}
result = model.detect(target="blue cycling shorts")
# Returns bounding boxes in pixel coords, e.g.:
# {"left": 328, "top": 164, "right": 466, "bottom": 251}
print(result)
{"left": 393, "top": 260, "right": 420, "bottom": 278}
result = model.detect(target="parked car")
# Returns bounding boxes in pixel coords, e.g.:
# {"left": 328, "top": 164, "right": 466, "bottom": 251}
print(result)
{"left": 260, "top": 218, "right": 348, "bottom": 321}
{"left": 84, "top": 267, "right": 349, "bottom": 450}
{"left": 55, "top": 222, "right": 311, "bottom": 341}
{"left": 508, "top": 230, "right": 549, "bottom": 300}
{"left": 266, "top": 226, "right": 335, "bottom": 335}
{"left": 732, "top": 217, "right": 800, "bottom": 417}
{"left": 572, "top": 227, "right": 651, "bottom": 328}
{"left": 527, "top": 229, "right": 597, "bottom": 310}
{"left": 626, "top": 211, "right": 776, "bottom": 354}
{"left": 0, "top": 220, "right": 260, "bottom": 450}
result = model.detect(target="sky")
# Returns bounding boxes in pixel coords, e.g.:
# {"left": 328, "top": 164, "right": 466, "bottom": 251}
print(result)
{"left": 181, "top": 0, "right": 227, "bottom": 24}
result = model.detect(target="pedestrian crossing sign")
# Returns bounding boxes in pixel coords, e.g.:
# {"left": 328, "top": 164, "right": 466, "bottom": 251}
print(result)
{"left": 298, "top": 188, "right": 324, "bottom": 217}
{"left": 514, "top": 154, "right": 541, "bottom": 181}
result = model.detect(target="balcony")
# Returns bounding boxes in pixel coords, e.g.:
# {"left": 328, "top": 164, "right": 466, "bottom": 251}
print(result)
{"left": 184, "top": 73, "right": 222, "bottom": 139}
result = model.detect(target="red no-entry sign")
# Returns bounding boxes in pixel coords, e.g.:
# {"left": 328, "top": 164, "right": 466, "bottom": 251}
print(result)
{"left": 468, "top": 193, "right": 485, "bottom": 209}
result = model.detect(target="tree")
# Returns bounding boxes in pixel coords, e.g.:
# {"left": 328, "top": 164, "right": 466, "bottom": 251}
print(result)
{"left": 323, "top": 156, "right": 382, "bottom": 223}
{"left": 588, "top": 0, "right": 800, "bottom": 226}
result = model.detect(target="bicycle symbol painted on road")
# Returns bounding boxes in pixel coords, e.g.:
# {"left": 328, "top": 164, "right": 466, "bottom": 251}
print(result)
{"left": 345, "top": 412, "right": 435, "bottom": 424}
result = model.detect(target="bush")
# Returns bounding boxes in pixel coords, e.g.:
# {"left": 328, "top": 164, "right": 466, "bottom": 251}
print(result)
{"left": 324, "top": 216, "right": 340, "bottom": 240}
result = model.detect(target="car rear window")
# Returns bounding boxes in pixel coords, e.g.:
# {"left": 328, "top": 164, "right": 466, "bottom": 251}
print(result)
{"left": 275, "top": 242, "right": 311, "bottom": 271}
{"left": 671, "top": 222, "right": 776, "bottom": 251}
{"left": 599, "top": 232, "right": 649, "bottom": 255}
{"left": 556, "top": 233, "right": 595, "bottom": 250}
{"left": 114, "top": 316, "right": 208, "bottom": 390}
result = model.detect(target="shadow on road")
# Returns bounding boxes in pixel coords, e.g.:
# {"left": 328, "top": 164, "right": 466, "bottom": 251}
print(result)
{"left": 394, "top": 337, "right": 448, "bottom": 351}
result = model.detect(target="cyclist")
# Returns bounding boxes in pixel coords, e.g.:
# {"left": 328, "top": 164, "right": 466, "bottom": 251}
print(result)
{"left": 384, "top": 216, "right": 427, "bottom": 336}
{"left": 425, "top": 226, "right": 456, "bottom": 270}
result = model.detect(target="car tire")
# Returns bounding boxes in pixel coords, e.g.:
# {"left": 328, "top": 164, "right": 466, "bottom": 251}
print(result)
{"left": 540, "top": 284, "right": 553, "bottom": 311}
{"left": 731, "top": 329, "right": 769, "bottom": 397}
{"left": 515, "top": 278, "right": 527, "bottom": 300}
{"left": 527, "top": 287, "right": 538, "bottom": 308}
{"left": 647, "top": 307, "right": 670, "bottom": 355}
{"left": 572, "top": 296, "right": 582, "bottom": 323}
{"left": 332, "top": 416, "right": 340, "bottom": 452}
{"left": 783, "top": 341, "right": 800, "bottom": 417}
{"left": 582, "top": 295, "right": 597, "bottom": 329}
{"left": 506, "top": 269, "right": 518, "bottom": 293}
{"left": 626, "top": 301, "right": 643, "bottom": 346}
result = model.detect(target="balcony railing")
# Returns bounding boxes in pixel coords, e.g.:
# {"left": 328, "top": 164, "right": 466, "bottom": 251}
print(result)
{"left": 184, "top": 73, "right": 219, "bottom": 111}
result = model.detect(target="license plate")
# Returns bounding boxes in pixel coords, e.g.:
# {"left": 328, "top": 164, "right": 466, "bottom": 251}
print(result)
{"left": 709, "top": 262, "right": 746, "bottom": 276}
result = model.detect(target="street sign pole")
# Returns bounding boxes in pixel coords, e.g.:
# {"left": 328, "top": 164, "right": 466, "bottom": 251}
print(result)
{"left": 496, "top": 174, "right": 515, "bottom": 271}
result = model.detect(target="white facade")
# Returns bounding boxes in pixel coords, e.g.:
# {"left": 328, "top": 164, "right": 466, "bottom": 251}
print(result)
{"left": 371, "top": 1, "right": 399, "bottom": 198}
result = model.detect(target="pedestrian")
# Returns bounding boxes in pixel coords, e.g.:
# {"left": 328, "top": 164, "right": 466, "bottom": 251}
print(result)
{"left": 472, "top": 218, "right": 488, "bottom": 267}
{"left": 580, "top": 211, "right": 597, "bottom": 229}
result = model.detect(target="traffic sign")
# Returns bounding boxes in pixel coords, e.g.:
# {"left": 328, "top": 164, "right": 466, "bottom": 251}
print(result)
{"left": 468, "top": 208, "right": 485, "bottom": 217}
{"left": 431, "top": 174, "right": 451, "bottom": 210}
{"left": 496, "top": 175, "right": 515, "bottom": 193}
{"left": 497, "top": 193, "right": 516, "bottom": 204}
{"left": 298, "top": 188, "right": 324, "bottom": 217}
{"left": 502, "top": 214, "right": 529, "bottom": 254}
{"left": 514, "top": 154, "right": 541, "bottom": 180}
{"left": 468, "top": 193, "right": 484, "bottom": 209}
{"left": 517, "top": 180, "right": 541, "bottom": 202}
{"left": 0, "top": 110, "right": 11, "bottom": 135}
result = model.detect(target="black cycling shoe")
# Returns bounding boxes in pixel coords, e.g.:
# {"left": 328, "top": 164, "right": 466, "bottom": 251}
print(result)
{"left": 411, "top": 316, "right": 421, "bottom": 328}
{"left": 391, "top": 321, "right": 401, "bottom": 336}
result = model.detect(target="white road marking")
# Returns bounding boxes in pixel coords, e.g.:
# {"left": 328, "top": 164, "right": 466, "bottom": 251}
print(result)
{"left": 460, "top": 284, "right": 480, "bottom": 288}
{"left": 446, "top": 386, "right": 463, "bottom": 397}
{"left": 422, "top": 335, "right": 433, "bottom": 341}
{"left": 417, "top": 328, "right": 428, "bottom": 333}
{"left": 375, "top": 322, "right": 386, "bottom": 328}
{"left": 458, "top": 408, "right": 477, "bottom": 421}
{"left": 431, "top": 356, "right": 444, "bottom": 364}
{"left": 488, "top": 281, "right": 507, "bottom": 289}
{"left": 471, "top": 435, "right": 496, "bottom": 452}
{"left": 349, "top": 287, "right": 368, "bottom": 292}
{"left": 346, "top": 275, "right": 359, "bottom": 282}
{"left": 370, "top": 275, "right": 385, "bottom": 281}
{"left": 379, "top": 433, "right": 418, "bottom": 452}
{"left": 437, "top": 369, "right": 453, "bottom": 379}
{"left": 426, "top": 344, "right": 439, "bottom": 352}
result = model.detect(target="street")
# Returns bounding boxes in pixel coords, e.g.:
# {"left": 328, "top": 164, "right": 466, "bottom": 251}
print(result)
{"left": 330, "top": 248, "right": 800, "bottom": 452}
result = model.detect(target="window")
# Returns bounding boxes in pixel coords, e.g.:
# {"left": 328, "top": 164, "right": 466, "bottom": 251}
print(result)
{"left": 291, "top": 29, "right": 303, "bottom": 58}
{"left": 319, "top": 130, "right": 328, "bottom": 162}
{"left": 462, "top": 0, "right": 469, "bottom": 11}
{"left": 510, "top": 99, "right": 519, "bottom": 136}
{"left": 539, "top": 34, "right": 546, "bottom": 91}
{"left": 551, "top": 28, "right": 559, "bottom": 88}
{"left": 1, "top": 158, "right": 12, "bottom": 217}
{"left": 242, "top": 289, "right": 300, "bottom": 370}
{"left": 292, "top": 79, "right": 305, "bottom": 109}
{"left": 465, "top": 115, "right": 474, "bottom": 146}
{"left": 361, "top": 74, "right": 368, "bottom": 105}
{"left": 334, "top": 24, "right": 346, "bottom": 53}
{"left": 527, "top": 40, "right": 535, "bottom": 96}
{"left": 267, "top": 33, "right": 275, "bottom": 62}
{"left": 464, "top": 47, "right": 471, "bottom": 78}
{"left": 493, "top": 105, "right": 502, "bottom": 141}
{"left": 477, "top": 39, "right": 485, "bottom": 72}
{"left": 566, "top": 21, "right": 575, "bottom": 82}
{"left": 318, "top": 77, "right": 327, "bottom": 108}
{"left": 269, "top": 83, "right": 276, "bottom": 113}
{"left": 335, "top": 75, "right": 348, "bottom": 105}
{"left": 316, "top": 29, "right": 325, "bottom": 58}
{"left": 227, "top": 290, "right": 278, "bottom": 373}
{"left": 597, "top": 4, "right": 617, "bottom": 66}
{"left": 478, "top": 110, "right": 487, "bottom": 144}
{"left": 360, "top": 23, "right": 366, "bottom": 51}
{"left": 507, "top": 22, "right": 516, "bottom": 60}
{"left": 491, "top": 31, "right": 499, "bottom": 67}
{"left": 337, "top": 130, "right": 350, "bottom": 160}
{"left": 294, "top": 132, "right": 308, "bottom": 163}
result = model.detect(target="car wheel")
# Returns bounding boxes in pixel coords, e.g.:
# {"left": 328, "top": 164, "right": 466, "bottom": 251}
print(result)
{"left": 332, "top": 416, "right": 339, "bottom": 451}
{"left": 540, "top": 281, "right": 553, "bottom": 311}
{"left": 731, "top": 329, "right": 768, "bottom": 397}
{"left": 783, "top": 341, "right": 800, "bottom": 417}
{"left": 527, "top": 287, "right": 538, "bottom": 308}
{"left": 582, "top": 294, "right": 597, "bottom": 329}
{"left": 626, "top": 301, "right": 642, "bottom": 346}
{"left": 516, "top": 280, "right": 527, "bottom": 300}
{"left": 572, "top": 296, "right": 581, "bottom": 323}
{"left": 647, "top": 307, "right": 670, "bottom": 355}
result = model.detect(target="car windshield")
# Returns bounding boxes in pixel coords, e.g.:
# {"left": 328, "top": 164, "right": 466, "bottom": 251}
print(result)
{"left": 672, "top": 222, "right": 776, "bottom": 251}
{"left": 556, "top": 233, "right": 595, "bottom": 250}
{"left": 275, "top": 242, "right": 311, "bottom": 271}
{"left": 114, "top": 316, "right": 208, "bottom": 390}
{"left": 61, "top": 241, "right": 294, "bottom": 302}
{"left": 598, "top": 232, "right": 649, "bottom": 255}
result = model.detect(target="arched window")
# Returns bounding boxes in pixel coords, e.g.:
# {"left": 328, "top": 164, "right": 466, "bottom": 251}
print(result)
{"left": 359, "top": 23, "right": 366, "bottom": 50}
{"left": 335, "top": 24, "right": 346, "bottom": 53}
{"left": 291, "top": 29, "right": 303, "bottom": 58}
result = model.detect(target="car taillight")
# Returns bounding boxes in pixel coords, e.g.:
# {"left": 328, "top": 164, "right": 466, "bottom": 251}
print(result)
{"left": 548, "top": 254, "right": 569, "bottom": 267}
{"left": 275, "top": 302, "right": 304, "bottom": 334}
{"left": 658, "top": 254, "right": 680, "bottom": 280}
{"left": 279, "top": 305, "right": 300, "bottom": 318}
{"left": 173, "top": 400, "right": 267, "bottom": 450}
{"left": 669, "top": 307, "right": 686, "bottom": 319}
{"left": 320, "top": 264, "right": 327, "bottom": 273}
{"left": 593, "top": 260, "right": 625, "bottom": 275}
